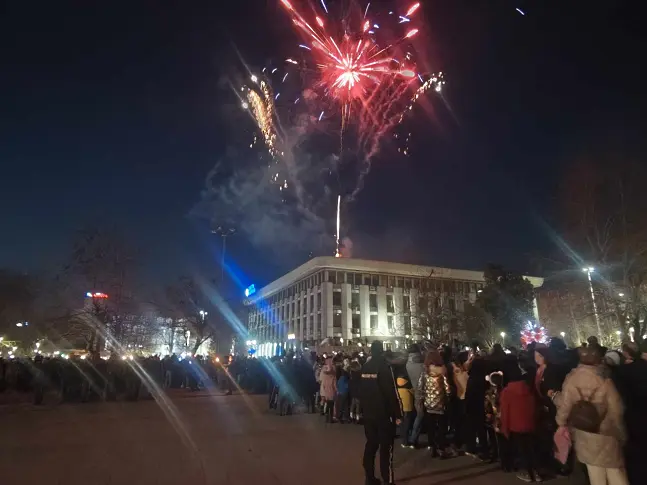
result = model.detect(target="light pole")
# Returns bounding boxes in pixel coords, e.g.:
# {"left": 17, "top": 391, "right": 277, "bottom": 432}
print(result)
{"left": 582, "top": 267, "right": 602, "bottom": 339}
{"left": 212, "top": 225, "right": 236, "bottom": 283}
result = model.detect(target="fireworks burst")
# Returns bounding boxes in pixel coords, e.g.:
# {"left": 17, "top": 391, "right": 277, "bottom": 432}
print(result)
{"left": 280, "top": 0, "right": 420, "bottom": 126}
{"left": 239, "top": 75, "right": 289, "bottom": 191}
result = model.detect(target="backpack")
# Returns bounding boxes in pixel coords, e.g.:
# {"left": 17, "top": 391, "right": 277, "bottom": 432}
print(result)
{"left": 568, "top": 385, "right": 606, "bottom": 433}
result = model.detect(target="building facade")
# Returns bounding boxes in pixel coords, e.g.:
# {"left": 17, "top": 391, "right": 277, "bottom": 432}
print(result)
{"left": 245, "top": 257, "right": 543, "bottom": 356}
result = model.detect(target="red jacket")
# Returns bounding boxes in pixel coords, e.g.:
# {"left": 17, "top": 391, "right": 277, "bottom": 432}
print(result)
{"left": 500, "top": 380, "right": 537, "bottom": 437}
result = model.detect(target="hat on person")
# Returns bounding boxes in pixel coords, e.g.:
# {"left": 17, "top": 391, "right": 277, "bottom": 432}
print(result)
{"left": 371, "top": 340, "right": 384, "bottom": 357}
{"left": 604, "top": 351, "right": 622, "bottom": 367}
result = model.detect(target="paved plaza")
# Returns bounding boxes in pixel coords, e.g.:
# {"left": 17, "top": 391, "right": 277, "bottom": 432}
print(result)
{"left": 1, "top": 393, "right": 530, "bottom": 485}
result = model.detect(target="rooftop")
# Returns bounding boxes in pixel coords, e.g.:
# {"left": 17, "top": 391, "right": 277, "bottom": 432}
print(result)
{"left": 247, "top": 256, "right": 543, "bottom": 302}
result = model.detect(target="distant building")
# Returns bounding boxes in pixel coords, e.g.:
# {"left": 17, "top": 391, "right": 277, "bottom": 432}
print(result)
{"left": 244, "top": 257, "right": 543, "bottom": 356}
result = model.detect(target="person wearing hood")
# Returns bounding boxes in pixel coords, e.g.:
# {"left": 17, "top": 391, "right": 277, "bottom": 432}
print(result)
{"left": 405, "top": 344, "right": 425, "bottom": 447}
{"left": 556, "top": 346, "right": 628, "bottom": 485}
{"left": 500, "top": 362, "right": 539, "bottom": 481}
{"left": 417, "top": 350, "right": 452, "bottom": 458}
{"left": 359, "top": 341, "right": 403, "bottom": 485}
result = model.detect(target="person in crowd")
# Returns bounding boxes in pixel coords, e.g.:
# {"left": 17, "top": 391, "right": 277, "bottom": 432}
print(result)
{"left": 417, "top": 349, "right": 452, "bottom": 458}
{"left": 484, "top": 371, "right": 504, "bottom": 463}
{"left": 464, "top": 350, "right": 489, "bottom": 459}
{"left": 319, "top": 356, "right": 337, "bottom": 423}
{"left": 396, "top": 370, "right": 414, "bottom": 448}
{"left": 359, "top": 341, "right": 403, "bottom": 485}
{"left": 500, "top": 362, "right": 539, "bottom": 482}
{"left": 534, "top": 339, "right": 574, "bottom": 474}
{"left": 349, "top": 359, "right": 363, "bottom": 423}
{"left": 337, "top": 366, "right": 350, "bottom": 423}
{"left": 556, "top": 345, "right": 628, "bottom": 485}
{"left": 406, "top": 344, "right": 425, "bottom": 448}
{"left": 616, "top": 342, "right": 647, "bottom": 485}
{"left": 450, "top": 352, "right": 469, "bottom": 452}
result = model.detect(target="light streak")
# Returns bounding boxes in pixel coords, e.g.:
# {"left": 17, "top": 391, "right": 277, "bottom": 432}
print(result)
{"left": 516, "top": 8, "right": 525, "bottom": 16}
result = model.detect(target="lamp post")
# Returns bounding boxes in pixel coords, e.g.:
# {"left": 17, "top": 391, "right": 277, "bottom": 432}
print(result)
{"left": 582, "top": 267, "right": 602, "bottom": 339}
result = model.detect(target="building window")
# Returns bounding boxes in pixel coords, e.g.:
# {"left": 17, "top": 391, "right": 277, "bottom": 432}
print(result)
{"left": 387, "top": 315, "right": 394, "bottom": 330}
{"left": 403, "top": 295, "right": 410, "bottom": 312}
{"left": 379, "top": 275, "right": 387, "bottom": 287}
{"left": 369, "top": 294, "right": 378, "bottom": 311}
{"left": 303, "top": 299, "right": 307, "bottom": 314}
{"left": 297, "top": 300, "right": 300, "bottom": 315}
{"left": 310, "top": 294, "right": 314, "bottom": 311}
{"left": 354, "top": 273, "right": 362, "bottom": 285}
{"left": 346, "top": 273, "right": 354, "bottom": 284}
{"left": 317, "top": 314, "right": 322, "bottom": 336}
{"left": 337, "top": 272, "right": 345, "bottom": 284}
{"left": 352, "top": 314, "right": 361, "bottom": 330}
{"left": 371, "top": 275, "right": 379, "bottom": 287}
{"left": 333, "top": 313, "right": 342, "bottom": 329}
{"left": 351, "top": 292, "right": 360, "bottom": 310}
{"left": 362, "top": 274, "right": 371, "bottom": 285}
{"left": 329, "top": 271, "right": 337, "bottom": 284}
{"left": 404, "top": 316, "right": 412, "bottom": 334}
{"left": 404, "top": 278, "right": 412, "bottom": 289}
{"left": 370, "top": 314, "right": 378, "bottom": 330}
{"left": 317, "top": 292, "right": 321, "bottom": 309}
{"left": 333, "top": 291, "right": 342, "bottom": 308}
{"left": 396, "top": 277, "right": 403, "bottom": 288}
{"left": 418, "top": 297, "right": 427, "bottom": 314}
{"left": 448, "top": 298, "right": 456, "bottom": 312}
{"left": 387, "top": 295, "right": 394, "bottom": 312}
{"left": 388, "top": 276, "right": 395, "bottom": 288}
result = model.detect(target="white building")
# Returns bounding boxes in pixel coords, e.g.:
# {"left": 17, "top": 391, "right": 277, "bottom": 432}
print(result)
{"left": 245, "top": 257, "right": 543, "bottom": 356}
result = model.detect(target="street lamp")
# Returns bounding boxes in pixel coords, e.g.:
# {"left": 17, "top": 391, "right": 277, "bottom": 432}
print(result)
{"left": 582, "top": 267, "right": 602, "bottom": 339}
{"left": 560, "top": 332, "right": 566, "bottom": 338}
{"left": 500, "top": 332, "right": 506, "bottom": 344}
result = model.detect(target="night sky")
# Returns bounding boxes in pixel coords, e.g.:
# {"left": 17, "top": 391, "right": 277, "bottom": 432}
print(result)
{"left": 2, "top": 0, "right": 645, "bottom": 290}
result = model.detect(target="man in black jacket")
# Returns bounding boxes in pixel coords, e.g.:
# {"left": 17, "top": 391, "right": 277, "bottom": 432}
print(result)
{"left": 359, "top": 341, "right": 403, "bottom": 485}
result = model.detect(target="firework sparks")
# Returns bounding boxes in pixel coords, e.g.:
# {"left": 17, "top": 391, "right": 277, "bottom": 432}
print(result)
{"left": 279, "top": 0, "right": 421, "bottom": 112}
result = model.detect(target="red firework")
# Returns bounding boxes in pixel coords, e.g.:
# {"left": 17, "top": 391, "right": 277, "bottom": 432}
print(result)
{"left": 280, "top": 0, "right": 420, "bottom": 113}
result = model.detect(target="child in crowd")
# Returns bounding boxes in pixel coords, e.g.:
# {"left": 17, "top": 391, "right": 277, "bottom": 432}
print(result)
{"left": 336, "top": 368, "right": 350, "bottom": 423}
{"left": 500, "top": 365, "right": 540, "bottom": 482}
{"left": 396, "top": 371, "right": 414, "bottom": 448}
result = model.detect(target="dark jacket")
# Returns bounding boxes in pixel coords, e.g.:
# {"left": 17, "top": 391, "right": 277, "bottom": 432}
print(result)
{"left": 359, "top": 354, "right": 403, "bottom": 421}
{"left": 349, "top": 360, "right": 362, "bottom": 398}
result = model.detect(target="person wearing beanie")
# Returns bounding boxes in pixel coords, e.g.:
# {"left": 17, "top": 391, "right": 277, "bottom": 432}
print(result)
{"left": 359, "top": 340, "right": 403, "bottom": 485}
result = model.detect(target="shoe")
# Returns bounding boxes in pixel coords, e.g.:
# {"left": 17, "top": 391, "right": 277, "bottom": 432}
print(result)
{"left": 516, "top": 472, "right": 533, "bottom": 483}
{"left": 533, "top": 472, "right": 543, "bottom": 483}
{"left": 464, "top": 452, "right": 478, "bottom": 459}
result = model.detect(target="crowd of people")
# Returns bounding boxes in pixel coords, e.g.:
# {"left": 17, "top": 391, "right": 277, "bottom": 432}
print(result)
{"left": 0, "top": 352, "right": 273, "bottom": 403}
{"left": 3, "top": 337, "right": 646, "bottom": 485}
{"left": 267, "top": 337, "right": 646, "bottom": 485}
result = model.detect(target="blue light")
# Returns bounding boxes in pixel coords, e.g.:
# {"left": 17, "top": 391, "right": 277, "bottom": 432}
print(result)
{"left": 244, "top": 284, "right": 256, "bottom": 297}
